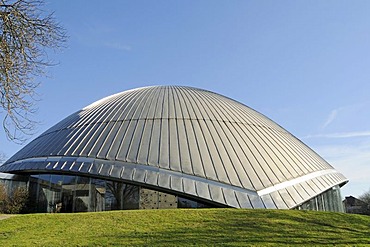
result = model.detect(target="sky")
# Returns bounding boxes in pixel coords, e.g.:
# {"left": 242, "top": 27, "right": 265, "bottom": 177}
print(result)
{"left": 1, "top": 0, "right": 370, "bottom": 198}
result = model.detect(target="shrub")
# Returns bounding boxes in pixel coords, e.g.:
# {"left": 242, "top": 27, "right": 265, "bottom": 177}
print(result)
{"left": 0, "top": 184, "right": 7, "bottom": 213}
{"left": 6, "top": 187, "right": 29, "bottom": 214}
{"left": 0, "top": 184, "right": 29, "bottom": 214}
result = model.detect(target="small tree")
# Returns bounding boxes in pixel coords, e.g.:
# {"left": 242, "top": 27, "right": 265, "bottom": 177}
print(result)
{"left": 0, "top": 183, "right": 7, "bottom": 212}
{"left": 6, "top": 187, "right": 29, "bottom": 213}
{"left": 359, "top": 189, "right": 370, "bottom": 205}
{"left": 0, "top": 184, "right": 29, "bottom": 214}
{"left": 0, "top": 0, "right": 67, "bottom": 143}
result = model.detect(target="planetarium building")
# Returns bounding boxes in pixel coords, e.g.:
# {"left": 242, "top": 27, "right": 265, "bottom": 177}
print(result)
{"left": 0, "top": 86, "right": 348, "bottom": 213}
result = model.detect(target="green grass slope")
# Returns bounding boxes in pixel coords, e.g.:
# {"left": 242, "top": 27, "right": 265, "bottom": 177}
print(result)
{"left": 0, "top": 209, "right": 369, "bottom": 246}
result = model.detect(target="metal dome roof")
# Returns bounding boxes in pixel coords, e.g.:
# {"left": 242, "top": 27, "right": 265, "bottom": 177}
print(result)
{"left": 0, "top": 85, "right": 348, "bottom": 209}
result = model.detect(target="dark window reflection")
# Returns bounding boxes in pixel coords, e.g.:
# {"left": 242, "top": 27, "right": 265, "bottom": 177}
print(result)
{"left": 106, "top": 181, "right": 139, "bottom": 210}
{"left": 26, "top": 174, "right": 217, "bottom": 213}
{"left": 178, "top": 197, "right": 213, "bottom": 208}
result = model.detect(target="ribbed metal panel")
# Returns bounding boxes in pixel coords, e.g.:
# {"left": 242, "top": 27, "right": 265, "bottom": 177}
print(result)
{"left": 0, "top": 86, "right": 348, "bottom": 209}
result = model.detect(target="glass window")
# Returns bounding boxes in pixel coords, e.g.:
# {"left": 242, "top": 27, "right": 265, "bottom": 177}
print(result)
{"left": 106, "top": 181, "right": 139, "bottom": 210}
{"left": 25, "top": 174, "right": 218, "bottom": 213}
{"left": 90, "top": 178, "right": 106, "bottom": 212}
{"left": 296, "top": 186, "right": 345, "bottom": 212}
{"left": 178, "top": 197, "right": 212, "bottom": 208}
{"left": 56, "top": 175, "right": 75, "bottom": 213}
{"left": 73, "top": 176, "right": 90, "bottom": 212}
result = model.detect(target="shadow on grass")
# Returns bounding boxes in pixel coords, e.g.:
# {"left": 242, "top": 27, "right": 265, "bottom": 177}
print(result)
{"left": 121, "top": 209, "right": 370, "bottom": 246}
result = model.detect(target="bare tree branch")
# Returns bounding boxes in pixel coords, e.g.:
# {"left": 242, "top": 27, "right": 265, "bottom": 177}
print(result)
{"left": 0, "top": 151, "right": 6, "bottom": 164}
{"left": 359, "top": 190, "right": 370, "bottom": 205}
{"left": 0, "top": 0, "right": 67, "bottom": 143}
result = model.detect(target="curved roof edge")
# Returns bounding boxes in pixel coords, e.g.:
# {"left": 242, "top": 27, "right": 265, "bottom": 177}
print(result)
{"left": 0, "top": 156, "right": 348, "bottom": 209}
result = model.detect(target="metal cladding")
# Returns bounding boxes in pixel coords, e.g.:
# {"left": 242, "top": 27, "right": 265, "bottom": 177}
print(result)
{"left": 0, "top": 86, "right": 348, "bottom": 209}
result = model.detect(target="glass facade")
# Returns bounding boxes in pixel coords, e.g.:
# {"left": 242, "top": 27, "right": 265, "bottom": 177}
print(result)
{"left": 0, "top": 172, "right": 345, "bottom": 213}
{"left": 27, "top": 174, "right": 214, "bottom": 213}
{"left": 0, "top": 173, "right": 28, "bottom": 196}
{"left": 294, "top": 185, "right": 344, "bottom": 212}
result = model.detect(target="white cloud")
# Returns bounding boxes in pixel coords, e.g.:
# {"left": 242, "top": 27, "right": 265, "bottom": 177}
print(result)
{"left": 321, "top": 108, "right": 341, "bottom": 129}
{"left": 313, "top": 141, "right": 370, "bottom": 197}
{"left": 305, "top": 131, "right": 370, "bottom": 139}
{"left": 104, "top": 42, "right": 132, "bottom": 51}
{"left": 74, "top": 22, "right": 132, "bottom": 52}
{"left": 320, "top": 102, "right": 370, "bottom": 130}
{"left": 85, "top": 22, "right": 116, "bottom": 34}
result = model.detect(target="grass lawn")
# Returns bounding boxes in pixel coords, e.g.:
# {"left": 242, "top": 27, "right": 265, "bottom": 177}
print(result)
{"left": 0, "top": 208, "right": 369, "bottom": 246}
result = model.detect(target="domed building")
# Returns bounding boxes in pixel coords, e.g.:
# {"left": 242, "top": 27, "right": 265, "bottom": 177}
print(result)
{"left": 0, "top": 86, "right": 348, "bottom": 213}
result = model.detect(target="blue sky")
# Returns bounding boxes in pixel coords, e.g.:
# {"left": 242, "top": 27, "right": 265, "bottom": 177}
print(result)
{"left": 1, "top": 0, "right": 370, "bottom": 197}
